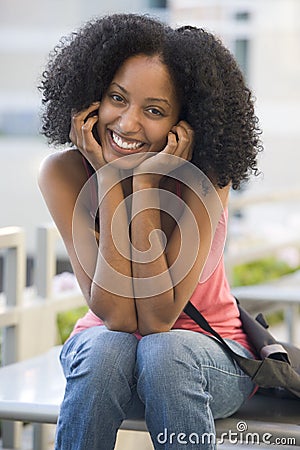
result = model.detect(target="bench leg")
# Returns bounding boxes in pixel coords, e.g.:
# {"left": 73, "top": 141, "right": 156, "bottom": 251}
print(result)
{"left": 285, "top": 304, "right": 299, "bottom": 344}
{"left": 1, "top": 420, "right": 22, "bottom": 449}
{"left": 33, "top": 423, "right": 55, "bottom": 450}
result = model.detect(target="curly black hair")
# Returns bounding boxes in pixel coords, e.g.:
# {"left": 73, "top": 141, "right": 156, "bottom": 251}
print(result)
{"left": 39, "top": 13, "right": 262, "bottom": 189}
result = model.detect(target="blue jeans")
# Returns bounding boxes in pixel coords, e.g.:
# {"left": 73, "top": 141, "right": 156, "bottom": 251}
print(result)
{"left": 55, "top": 326, "right": 255, "bottom": 450}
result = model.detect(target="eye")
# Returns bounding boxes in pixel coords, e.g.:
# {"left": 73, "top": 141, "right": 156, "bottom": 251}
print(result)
{"left": 110, "top": 93, "right": 125, "bottom": 103}
{"left": 147, "top": 107, "right": 163, "bottom": 117}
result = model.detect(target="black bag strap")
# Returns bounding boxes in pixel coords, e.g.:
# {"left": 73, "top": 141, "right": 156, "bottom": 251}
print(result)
{"left": 183, "top": 300, "right": 300, "bottom": 398}
{"left": 183, "top": 301, "right": 254, "bottom": 369}
{"left": 184, "top": 301, "right": 237, "bottom": 355}
{"left": 184, "top": 300, "right": 289, "bottom": 365}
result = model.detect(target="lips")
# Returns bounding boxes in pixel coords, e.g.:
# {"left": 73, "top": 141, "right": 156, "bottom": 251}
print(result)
{"left": 109, "top": 130, "right": 145, "bottom": 154}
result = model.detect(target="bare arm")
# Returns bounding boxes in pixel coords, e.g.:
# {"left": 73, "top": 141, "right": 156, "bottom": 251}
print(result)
{"left": 38, "top": 104, "right": 137, "bottom": 332}
{"left": 131, "top": 122, "right": 229, "bottom": 335}
{"left": 89, "top": 167, "right": 136, "bottom": 331}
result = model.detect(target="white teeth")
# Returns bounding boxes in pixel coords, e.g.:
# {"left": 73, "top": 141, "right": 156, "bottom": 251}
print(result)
{"left": 112, "top": 131, "right": 143, "bottom": 150}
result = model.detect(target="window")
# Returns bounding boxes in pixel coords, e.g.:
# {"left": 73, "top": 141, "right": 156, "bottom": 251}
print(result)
{"left": 235, "top": 11, "right": 250, "bottom": 21}
{"left": 149, "top": 0, "right": 167, "bottom": 8}
{"left": 234, "top": 39, "right": 249, "bottom": 78}
{"left": 0, "top": 110, "right": 39, "bottom": 136}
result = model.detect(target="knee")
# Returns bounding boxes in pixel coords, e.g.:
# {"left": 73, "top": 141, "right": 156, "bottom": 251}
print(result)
{"left": 136, "top": 330, "right": 203, "bottom": 404}
{"left": 63, "top": 327, "right": 138, "bottom": 377}
{"left": 136, "top": 330, "right": 189, "bottom": 379}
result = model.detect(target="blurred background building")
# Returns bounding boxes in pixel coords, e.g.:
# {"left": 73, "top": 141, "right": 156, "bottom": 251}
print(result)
{"left": 0, "top": 0, "right": 300, "bottom": 274}
{"left": 0, "top": 0, "right": 168, "bottom": 137}
{"left": 0, "top": 5, "right": 299, "bottom": 448}
{"left": 0, "top": 0, "right": 168, "bottom": 260}
{"left": 170, "top": 0, "right": 300, "bottom": 195}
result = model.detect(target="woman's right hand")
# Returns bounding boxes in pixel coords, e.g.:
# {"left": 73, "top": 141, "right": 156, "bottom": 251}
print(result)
{"left": 69, "top": 102, "right": 106, "bottom": 171}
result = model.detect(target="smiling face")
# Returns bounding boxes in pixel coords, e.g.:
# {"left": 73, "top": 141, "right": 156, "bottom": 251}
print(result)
{"left": 97, "top": 54, "right": 180, "bottom": 168}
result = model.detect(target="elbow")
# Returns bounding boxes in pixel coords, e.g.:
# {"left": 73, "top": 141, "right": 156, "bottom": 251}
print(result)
{"left": 89, "top": 297, "right": 137, "bottom": 334}
{"left": 105, "top": 319, "right": 138, "bottom": 334}
{"left": 138, "top": 319, "right": 172, "bottom": 336}
{"left": 136, "top": 290, "right": 176, "bottom": 336}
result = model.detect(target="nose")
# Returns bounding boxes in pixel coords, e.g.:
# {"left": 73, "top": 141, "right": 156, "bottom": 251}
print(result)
{"left": 118, "top": 105, "right": 141, "bottom": 134}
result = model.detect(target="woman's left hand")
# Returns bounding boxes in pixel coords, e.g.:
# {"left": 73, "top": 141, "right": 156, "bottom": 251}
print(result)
{"left": 133, "top": 120, "right": 194, "bottom": 186}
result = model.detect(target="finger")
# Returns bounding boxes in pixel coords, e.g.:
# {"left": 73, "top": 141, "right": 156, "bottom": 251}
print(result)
{"left": 172, "top": 125, "right": 192, "bottom": 158}
{"left": 81, "top": 116, "right": 100, "bottom": 151}
{"left": 187, "top": 145, "right": 193, "bottom": 161}
{"left": 71, "top": 102, "right": 100, "bottom": 134}
{"left": 70, "top": 102, "right": 100, "bottom": 148}
{"left": 174, "top": 120, "right": 193, "bottom": 133}
{"left": 172, "top": 122, "right": 194, "bottom": 139}
{"left": 72, "top": 102, "right": 100, "bottom": 123}
{"left": 165, "top": 131, "right": 178, "bottom": 153}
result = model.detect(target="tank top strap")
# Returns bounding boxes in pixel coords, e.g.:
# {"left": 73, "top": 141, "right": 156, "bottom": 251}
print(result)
{"left": 81, "top": 155, "right": 98, "bottom": 218}
{"left": 176, "top": 179, "right": 182, "bottom": 198}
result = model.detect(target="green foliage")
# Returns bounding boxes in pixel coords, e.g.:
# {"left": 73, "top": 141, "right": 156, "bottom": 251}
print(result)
{"left": 57, "top": 306, "right": 88, "bottom": 344}
{"left": 232, "top": 256, "right": 300, "bottom": 325}
{"left": 232, "top": 256, "right": 300, "bottom": 287}
{"left": 55, "top": 257, "right": 300, "bottom": 342}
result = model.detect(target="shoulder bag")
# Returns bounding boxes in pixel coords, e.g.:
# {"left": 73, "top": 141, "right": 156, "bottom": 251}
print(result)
{"left": 184, "top": 300, "right": 300, "bottom": 399}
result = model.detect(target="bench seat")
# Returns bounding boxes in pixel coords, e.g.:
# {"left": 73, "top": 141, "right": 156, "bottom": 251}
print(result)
{"left": 0, "top": 345, "right": 299, "bottom": 447}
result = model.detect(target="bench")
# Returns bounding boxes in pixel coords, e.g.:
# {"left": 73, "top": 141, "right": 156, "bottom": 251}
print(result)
{"left": 0, "top": 226, "right": 85, "bottom": 449}
{"left": 0, "top": 226, "right": 300, "bottom": 449}
{"left": 0, "top": 346, "right": 299, "bottom": 449}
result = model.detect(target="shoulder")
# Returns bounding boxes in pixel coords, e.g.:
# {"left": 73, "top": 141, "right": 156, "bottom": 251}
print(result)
{"left": 38, "top": 148, "right": 92, "bottom": 225}
{"left": 38, "top": 148, "right": 87, "bottom": 193}
{"left": 180, "top": 170, "right": 231, "bottom": 210}
{"left": 38, "top": 148, "right": 95, "bottom": 243}
{"left": 39, "top": 148, "right": 84, "bottom": 178}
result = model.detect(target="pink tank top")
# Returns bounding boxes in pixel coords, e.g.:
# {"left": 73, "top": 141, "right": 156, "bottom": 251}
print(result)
{"left": 70, "top": 158, "right": 252, "bottom": 352}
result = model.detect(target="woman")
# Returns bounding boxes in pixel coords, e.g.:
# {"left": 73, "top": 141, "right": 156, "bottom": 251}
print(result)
{"left": 39, "top": 13, "right": 262, "bottom": 450}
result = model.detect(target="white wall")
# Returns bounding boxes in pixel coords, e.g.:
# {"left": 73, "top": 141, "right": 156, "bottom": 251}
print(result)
{"left": 0, "top": 0, "right": 168, "bottom": 254}
{"left": 169, "top": 0, "right": 300, "bottom": 194}
{"left": 0, "top": 0, "right": 167, "bottom": 133}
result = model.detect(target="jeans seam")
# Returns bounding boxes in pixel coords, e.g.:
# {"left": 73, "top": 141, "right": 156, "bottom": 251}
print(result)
{"left": 201, "top": 363, "right": 250, "bottom": 378}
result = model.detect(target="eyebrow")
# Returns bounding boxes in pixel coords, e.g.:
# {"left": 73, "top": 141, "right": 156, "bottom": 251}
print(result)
{"left": 110, "top": 82, "right": 172, "bottom": 108}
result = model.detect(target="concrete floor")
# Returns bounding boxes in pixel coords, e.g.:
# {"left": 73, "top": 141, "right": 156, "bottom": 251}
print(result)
{"left": 0, "top": 425, "right": 154, "bottom": 450}
{"left": 1, "top": 423, "right": 299, "bottom": 449}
